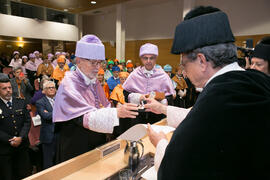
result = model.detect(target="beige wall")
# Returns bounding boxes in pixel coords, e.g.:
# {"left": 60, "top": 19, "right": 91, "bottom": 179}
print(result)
{"left": 195, "top": 0, "right": 270, "bottom": 36}
{"left": 82, "top": 0, "right": 270, "bottom": 68}
{"left": 83, "top": 0, "right": 270, "bottom": 40}
{"left": 0, "top": 14, "right": 79, "bottom": 41}
{"left": 83, "top": 0, "right": 183, "bottom": 41}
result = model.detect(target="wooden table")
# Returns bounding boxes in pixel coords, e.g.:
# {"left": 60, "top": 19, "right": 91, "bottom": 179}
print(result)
{"left": 24, "top": 119, "right": 171, "bottom": 180}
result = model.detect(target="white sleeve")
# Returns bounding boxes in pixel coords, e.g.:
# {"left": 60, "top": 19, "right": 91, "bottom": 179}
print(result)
{"left": 9, "top": 60, "right": 14, "bottom": 67}
{"left": 154, "top": 139, "right": 169, "bottom": 171}
{"left": 83, "top": 108, "right": 119, "bottom": 134}
{"left": 166, "top": 106, "right": 190, "bottom": 128}
{"left": 128, "top": 93, "right": 142, "bottom": 104}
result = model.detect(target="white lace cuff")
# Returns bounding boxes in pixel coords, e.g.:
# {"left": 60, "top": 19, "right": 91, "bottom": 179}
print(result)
{"left": 154, "top": 138, "right": 169, "bottom": 171}
{"left": 167, "top": 106, "right": 190, "bottom": 128}
{"left": 128, "top": 93, "right": 142, "bottom": 104}
{"left": 83, "top": 108, "right": 119, "bottom": 134}
{"left": 160, "top": 98, "right": 168, "bottom": 105}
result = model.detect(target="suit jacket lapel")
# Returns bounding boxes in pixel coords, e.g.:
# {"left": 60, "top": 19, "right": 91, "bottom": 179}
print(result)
{"left": 44, "top": 97, "right": 53, "bottom": 112}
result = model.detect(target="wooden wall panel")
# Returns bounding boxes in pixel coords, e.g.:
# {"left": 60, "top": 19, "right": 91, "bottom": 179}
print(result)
{"left": 104, "top": 39, "right": 180, "bottom": 71}
{"left": 103, "top": 34, "right": 270, "bottom": 72}
{"left": 0, "top": 36, "right": 42, "bottom": 58}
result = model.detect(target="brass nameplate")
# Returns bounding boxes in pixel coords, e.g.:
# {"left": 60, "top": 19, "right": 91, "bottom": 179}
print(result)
{"left": 98, "top": 142, "right": 121, "bottom": 158}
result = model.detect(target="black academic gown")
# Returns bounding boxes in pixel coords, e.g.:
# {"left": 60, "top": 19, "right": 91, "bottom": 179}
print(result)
{"left": 55, "top": 116, "right": 106, "bottom": 163}
{"left": 158, "top": 70, "right": 270, "bottom": 180}
{"left": 113, "top": 91, "right": 173, "bottom": 137}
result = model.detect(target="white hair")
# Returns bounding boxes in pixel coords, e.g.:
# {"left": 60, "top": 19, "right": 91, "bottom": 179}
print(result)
{"left": 43, "top": 81, "right": 55, "bottom": 89}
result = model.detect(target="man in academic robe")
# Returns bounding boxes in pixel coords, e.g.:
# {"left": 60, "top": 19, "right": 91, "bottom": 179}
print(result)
{"left": 51, "top": 55, "right": 69, "bottom": 86}
{"left": 120, "top": 43, "right": 175, "bottom": 134}
{"left": 97, "top": 68, "right": 110, "bottom": 99}
{"left": 144, "top": 6, "right": 270, "bottom": 179}
{"left": 33, "top": 51, "right": 43, "bottom": 66}
{"left": 53, "top": 35, "right": 138, "bottom": 163}
{"left": 25, "top": 53, "right": 39, "bottom": 87}
{"left": 36, "top": 53, "right": 54, "bottom": 78}
{"left": 110, "top": 72, "right": 129, "bottom": 106}
{"left": 172, "top": 65, "right": 188, "bottom": 108}
{"left": 107, "top": 66, "right": 120, "bottom": 93}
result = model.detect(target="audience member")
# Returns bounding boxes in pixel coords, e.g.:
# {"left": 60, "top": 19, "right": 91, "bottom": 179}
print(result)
{"left": 107, "top": 66, "right": 120, "bottom": 93}
{"left": 36, "top": 81, "right": 56, "bottom": 169}
{"left": 9, "top": 51, "right": 22, "bottom": 68}
{"left": 250, "top": 36, "right": 270, "bottom": 75}
{"left": 10, "top": 66, "right": 33, "bottom": 104}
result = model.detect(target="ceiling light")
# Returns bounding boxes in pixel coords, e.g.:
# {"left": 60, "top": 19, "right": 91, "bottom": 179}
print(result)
{"left": 64, "top": 9, "right": 68, "bottom": 12}
{"left": 90, "top": 1, "right": 97, "bottom": 4}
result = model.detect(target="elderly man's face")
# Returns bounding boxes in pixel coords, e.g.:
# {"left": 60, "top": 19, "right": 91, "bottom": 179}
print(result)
{"left": 250, "top": 57, "right": 269, "bottom": 75}
{"left": 77, "top": 57, "right": 102, "bottom": 79}
{"left": 43, "top": 83, "right": 56, "bottom": 97}
{"left": 181, "top": 54, "right": 206, "bottom": 88}
{"left": 141, "top": 54, "right": 157, "bottom": 71}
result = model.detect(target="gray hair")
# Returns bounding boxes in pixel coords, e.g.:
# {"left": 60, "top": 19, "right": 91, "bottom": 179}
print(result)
{"left": 186, "top": 43, "right": 238, "bottom": 68}
{"left": 43, "top": 81, "right": 55, "bottom": 89}
{"left": 0, "top": 73, "right": 10, "bottom": 83}
{"left": 13, "top": 66, "right": 22, "bottom": 72}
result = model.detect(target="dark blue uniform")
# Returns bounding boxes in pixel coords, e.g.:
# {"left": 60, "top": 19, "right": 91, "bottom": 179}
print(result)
{"left": 0, "top": 97, "right": 32, "bottom": 180}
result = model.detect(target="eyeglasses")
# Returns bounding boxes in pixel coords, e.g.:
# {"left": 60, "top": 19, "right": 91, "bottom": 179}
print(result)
{"left": 89, "top": 60, "right": 102, "bottom": 66}
{"left": 141, "top": 56, "right": 156, "bottom": 61}
{"left": 46, "top": 87, "right": 56, "bottom": 90}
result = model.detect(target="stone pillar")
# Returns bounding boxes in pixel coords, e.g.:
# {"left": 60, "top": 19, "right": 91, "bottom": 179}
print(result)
{"left": 116, "top": 3, "right": 126, "bottom": 60}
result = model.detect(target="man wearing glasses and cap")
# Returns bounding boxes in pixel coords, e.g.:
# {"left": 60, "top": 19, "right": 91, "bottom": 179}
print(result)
{"left": 144, "top": 6, "right": 270, "bottom": 179}
{"left": 53, "top": 35, "right": 138, "bottom": 163}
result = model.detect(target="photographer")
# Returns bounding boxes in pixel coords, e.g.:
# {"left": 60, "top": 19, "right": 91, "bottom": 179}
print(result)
{"left": 250, "top": 36, "right": 270, "bottom": 75}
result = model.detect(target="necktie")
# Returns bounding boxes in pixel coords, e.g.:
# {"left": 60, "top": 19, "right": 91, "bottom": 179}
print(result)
{"left": 7, "top": 101, "right": 12, "bottom": 109}
{"left": 50, "top": 98, "right": 54, "bottom": 107}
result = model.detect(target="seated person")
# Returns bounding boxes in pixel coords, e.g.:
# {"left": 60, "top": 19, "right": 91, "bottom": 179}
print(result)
{"left": 107, "top": 66, "right": 120, "bottom": 93}
{"left": 10, "top": 66, "right": 33, "bottom": 104}
{"left": 36, "top": 54, "right": 54, "bottom": 78}
{"left": 97, "top": 68, "right": 110, "bottom": 99}
{"left": 110, "top": 72, "right": 129, "bottom": 106}
{"left": 51, "top": 55, "right": 69, "bottom": 86}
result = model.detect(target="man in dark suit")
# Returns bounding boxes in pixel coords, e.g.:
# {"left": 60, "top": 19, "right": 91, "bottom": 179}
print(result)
{"left": 0, "top": 73, "right": 32, "bottom": 180}
{"left": 36, "top": 81, "right": 56, "bottom": 169}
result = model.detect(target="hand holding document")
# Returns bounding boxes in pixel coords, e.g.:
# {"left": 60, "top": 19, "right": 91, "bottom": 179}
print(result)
{"left": 117, "top": 124, "right": 175, "bottom": 141}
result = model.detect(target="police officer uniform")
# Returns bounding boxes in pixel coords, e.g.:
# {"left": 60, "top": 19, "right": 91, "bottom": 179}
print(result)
{"left": 0, "top": 97, "right": 32, "bottom": 180}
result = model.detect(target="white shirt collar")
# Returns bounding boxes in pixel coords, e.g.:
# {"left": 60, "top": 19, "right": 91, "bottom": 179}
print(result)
{"left": 0, "top": 97, "right": 12, "bottom": 106}
{"left": 77, "top": 67, "right": 96, "bottom": 86}
{"left": 205, "top": 62, "right": 245, "bottom": 87}
{"left": 143, "top": 67, "right": 154, "bottom": 76}
{"left": 46, "top": 96, "right": 54, "bottom": 101}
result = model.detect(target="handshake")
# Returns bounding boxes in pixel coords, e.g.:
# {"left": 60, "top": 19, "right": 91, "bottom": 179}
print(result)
{"left": 141, "top": 91, "right": 166, "bottom": 101}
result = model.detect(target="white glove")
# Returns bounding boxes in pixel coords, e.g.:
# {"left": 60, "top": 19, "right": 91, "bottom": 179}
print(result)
{"left": 178, "top": 89, "right": 186, "bottom": 98}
